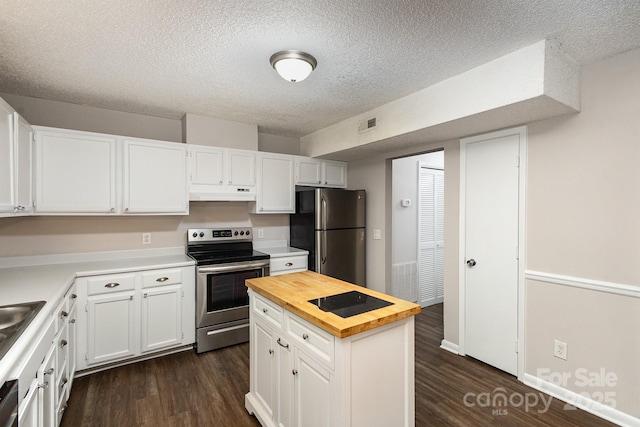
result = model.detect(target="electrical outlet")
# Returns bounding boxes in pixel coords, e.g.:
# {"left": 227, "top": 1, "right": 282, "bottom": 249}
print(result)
{"left": 373, "top": 229, "right": 382, "bottom": 240}
{"left": 554, "top": 339, "right": 568, "bottom": 360}
{"left": 142, "top": 233, "right": 151, "bottom": 245}
{"left": 257, "top": 229, "right": 264, "bottom": 239}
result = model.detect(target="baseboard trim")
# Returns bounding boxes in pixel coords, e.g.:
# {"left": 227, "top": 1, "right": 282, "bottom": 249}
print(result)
{"left": 440, "top": 339, "right": 459, "bottom": 354}
{"left": 522, "top": 373, "right": 640, "bottom": 427}
{"left": 525, "top": 270, "right": 640, "bottom": 299}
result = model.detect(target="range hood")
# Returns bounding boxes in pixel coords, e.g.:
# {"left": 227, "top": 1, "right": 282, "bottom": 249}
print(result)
{"left": 189, "top": 187, "right": 256, "bottom": 202}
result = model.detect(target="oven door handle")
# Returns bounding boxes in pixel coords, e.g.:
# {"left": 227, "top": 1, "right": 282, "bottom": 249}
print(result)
{"left": 197, "top": 261, "right": 269, "bottom": 274}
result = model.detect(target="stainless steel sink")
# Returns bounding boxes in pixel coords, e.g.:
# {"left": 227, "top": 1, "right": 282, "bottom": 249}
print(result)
{"left": 0, "top": 301, "right": 45, "bottom": 361}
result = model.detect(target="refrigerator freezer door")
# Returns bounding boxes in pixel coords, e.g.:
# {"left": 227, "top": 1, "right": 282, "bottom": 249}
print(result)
{"left": 315, "top": 228, "right": 366, "bottom": 286}
{"left": 315, "top": 189, "right": 365, "bottom": 230}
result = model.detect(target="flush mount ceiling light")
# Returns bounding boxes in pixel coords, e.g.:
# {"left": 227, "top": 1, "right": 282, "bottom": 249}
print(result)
{"left": 270, "top": 50, "right": 317, "bottom": 83}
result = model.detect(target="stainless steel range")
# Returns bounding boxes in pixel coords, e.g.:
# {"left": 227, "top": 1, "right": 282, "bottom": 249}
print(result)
{"left": 187, "top": 228, "right": 270, "bottom": 353}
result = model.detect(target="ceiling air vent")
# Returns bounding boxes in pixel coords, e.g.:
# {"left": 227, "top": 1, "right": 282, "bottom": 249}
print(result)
{"left": 358, "top": 117, "right": 377, "bottom": 134}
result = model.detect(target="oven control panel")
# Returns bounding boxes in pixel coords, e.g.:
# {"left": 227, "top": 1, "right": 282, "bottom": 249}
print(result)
{"left": 187, "top": 228, "right": 253, "bottom": 243}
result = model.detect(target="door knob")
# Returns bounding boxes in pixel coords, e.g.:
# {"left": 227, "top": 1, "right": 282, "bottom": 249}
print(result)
{"left": 466, "top": 259, "right": 476, "bottom": 267}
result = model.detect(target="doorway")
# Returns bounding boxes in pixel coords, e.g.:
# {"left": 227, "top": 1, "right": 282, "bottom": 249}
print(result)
{"left": 459, "top": 126, "right": 526, "bottom": 377}
{"left": 390, "top": 150, "right": 444, "bottom": 307}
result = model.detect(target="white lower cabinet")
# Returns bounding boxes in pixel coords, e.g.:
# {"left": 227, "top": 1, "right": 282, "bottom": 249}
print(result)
{"left": 16, "top": 283, "right": 78, "bottom": 427}
{"left": 246, "top": 291, "right": 415, "bottom": 427}
{"left": 76, "top": 266, "right": 195, "bottom": 371}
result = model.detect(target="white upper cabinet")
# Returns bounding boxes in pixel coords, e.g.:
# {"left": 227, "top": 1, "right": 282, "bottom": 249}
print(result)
{"left": 123, "top": 138, "right": 188, "bottom": 214}
{"left": 32, "top": 127, "right": 187, "bottom": 215}
{"left": 0, "top": 98, "right": 14, "bottom": 214}
{"left": 295, "top": 157, "right": 347, "bottom": 188}
{"left": 295, "top": 157, "right": 322, "bottom": 186}
{"left": 188, "top": 144, "right": 256, "bottom": 201}
{"left": 251, "top": 152, "right": 295, "bottom": 214}
{"left": 322, "top": 160, "right": 347, "bottom": 187}
{"left": 14, "top": 114, "right": 33, "bottom": 214}
{"left": 34, "top": 127, "right": 117, "bottom": 214}
{"left": 0, "top": 97, "right": 33, "bottom": 216}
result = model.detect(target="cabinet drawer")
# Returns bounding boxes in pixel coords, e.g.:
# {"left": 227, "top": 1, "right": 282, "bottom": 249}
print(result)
{"left": 270, "top": 255, "right": 307, "bottom": 273}
{"left": 87, "top": 273, "right": 136, "bottom": 295}
{"left": 286, "top": 313, "right": 334, "bottom": 366}
{"left": 55, "top": 325, "right": 68, "bottom": 383}
{"left": 252, "top": 293, "right": 283, "bottom": 329}
{"left": 141, "top": 268, "right": 182, "bottom": 288}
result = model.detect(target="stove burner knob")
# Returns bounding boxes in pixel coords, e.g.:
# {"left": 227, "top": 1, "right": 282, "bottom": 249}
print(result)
{"left": 192, "top": 232, "right": 197, "bottom": 238}
{"left": 234, "top": 231, "right": 239, "bottom": 236}
{"left": 246, "top": 230, "right": 251, "bottom": 236}
{"left": 199, "top": 232, "right": 205, "bottom": 237}
{"left": 239, "top": 231, "right": 245, "bottom": 236}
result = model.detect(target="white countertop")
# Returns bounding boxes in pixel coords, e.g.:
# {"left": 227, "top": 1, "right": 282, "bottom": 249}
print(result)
{"left": 0, "top": 248, "right": 194, "bottom": 386}
{"left": 255, "top": 246, "right": 309, "bottom": 258}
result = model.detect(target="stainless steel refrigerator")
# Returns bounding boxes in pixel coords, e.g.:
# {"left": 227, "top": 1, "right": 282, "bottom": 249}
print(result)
{"left": 290, "top": 188, "right": 366, "bottom": 286}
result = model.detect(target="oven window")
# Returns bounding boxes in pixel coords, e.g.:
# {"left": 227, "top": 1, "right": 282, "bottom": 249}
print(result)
{"left": 206, "top": 269, "right": 261, "bottom": 312}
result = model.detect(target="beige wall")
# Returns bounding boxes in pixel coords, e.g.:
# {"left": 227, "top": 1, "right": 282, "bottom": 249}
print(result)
{"left": 524, "top": 48, "right": 640, "bottom": 417}
{"left": 0, "top": 203, "right": 289, "bottom": 258}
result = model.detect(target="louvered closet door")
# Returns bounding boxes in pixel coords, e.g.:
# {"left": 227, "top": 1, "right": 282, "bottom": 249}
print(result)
{"left": 418, "top": 166, "right": 444, "bottom": 307}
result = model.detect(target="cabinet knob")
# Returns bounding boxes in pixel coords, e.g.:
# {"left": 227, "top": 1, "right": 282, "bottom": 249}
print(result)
{"left": 69, "top": 318, "right": 76, "bottom": 324}
{"left": 292, "top": 369, "right": 298, "bottom": 376}
{"left": 262, "top": 308, "right": 268, "bottom": 314}
{"left": 110, "top": 207, "right": 115, "bottom": 212}
{"left": 219, "top": 180, "right": 223, "bottom": 184}
{"left": 302, "top": 333, "right": 309, "bottom": 340}
{"left": 38, "top": 381, "right": 49, "bottom": 389}
{"left": 269, "top": 349, "right": 274, "bottom": 355}
{"left": 44, "top": 368, "right": 54, "bottom": 376}
{"left": 71, "top": 293, "right": 77, "bottom": 299}
{"left": 60, "top": 311, "right": 68, "bottom": 318}
{"left": 60, "top": 339, "right": 68, "bottom": 348}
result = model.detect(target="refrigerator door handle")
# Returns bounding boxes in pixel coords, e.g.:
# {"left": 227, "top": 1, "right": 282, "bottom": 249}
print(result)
{"left": 321, "top": 231, "right": 327, "bottom": 265}
{"left": 321, "top": 196, "right": 328, "bottom": 230}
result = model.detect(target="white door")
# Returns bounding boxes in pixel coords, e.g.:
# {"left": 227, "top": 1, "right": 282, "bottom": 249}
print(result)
{"left": 462, "top": 127, "right": 523, "bottom": 376}
{"left": 141, "top": 284, "right": 182, "bottom": 353}
{"left": 417, "top": 166, "right": 444, "bottom": 307}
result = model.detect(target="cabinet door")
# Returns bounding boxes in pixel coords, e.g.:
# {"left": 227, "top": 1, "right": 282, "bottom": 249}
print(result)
{"left": 227, "top": 149, "right": 255, "bottom": 186}
{"left": 123, "top": 138, "right": 188, "bottom": 214}
{"left": 0, "top": 98, "right": 15, "bottom": 213}
{"left": 141, "top": 284, "right": 182, "bottom": 353}
{"left": 253, "top": 319, "right": 277, "bottom": 422}
{"left": 190, "top": 145, "right": 225, "bottom": 186}
{"left": 66, "top": 302, "right": 77, "bottom": 401}
{"left": 39, "top": 344, "right": 56, "bottom": 427}
{"left": 322, "top": 160, "right": 347, "bottom": 187}
{"left": 18, "top": 378, "right": 39, "bottom": 427}
{"left": 295, "top": 158, "right": 322, "bottom": 186}
{"left": 294, "top": 350, "right": 331, "bottom": 427}
{"left": 255, "top": 153, "right": 294, "bottom": 213}
{"left": 34, "top": 128, "right": 117, "bottom": 213}
{"left": 14, "top": 114, "right": 33, "bottom": 213}
{"left": 87, "top": 292, "right": 136, "bottom": 365}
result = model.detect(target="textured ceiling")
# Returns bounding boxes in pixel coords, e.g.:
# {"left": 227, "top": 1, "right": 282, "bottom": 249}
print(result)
{"left": 1, "top": 0, "right": 639, "bottom": 138}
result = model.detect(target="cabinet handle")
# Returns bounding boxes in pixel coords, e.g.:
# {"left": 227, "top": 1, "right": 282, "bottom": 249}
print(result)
{"left": 60, "top": 339, "right": 68, "bottom": 348}
{"left": 105, "top": 282, "right": 120, "bottom": 288}
{"left": 143, "top": 293, "right": 148, "bottom": 298}
{"left": 262, "top": 308, "right": 268, "bottom": 314}
{"left": 156, "top": 277, "right": 169, "bottom": 282}
{"left": 285, "top": 262, "right": 293, "bottom": 267}
{"left": 302, "top": 333, "right": 309, "bottom": 340}
{"left": 44, "top": 368, "right": 54, "bottom": 376}
{"left": 110, "top": 207, "right": 115, "bottom": 212}
{"left": 219, "top": 180, "right": 223, "bottom": 184}
{"left": 71, "top": 293, "right": 77, "bottom": 299}
{"left": 38, "top": 381, "right": 49, "bottom": 389}
{"left": 69, "top": 318, "right": 76, "bottom": 324}
{"left": 277, "top": 338, "right": 289, "bottom": 349}
{"left": 60, "top": 311, "right": 68, "bottom": 319}
{"left": 292, "top": 369, "right": 298, "bottom": 376}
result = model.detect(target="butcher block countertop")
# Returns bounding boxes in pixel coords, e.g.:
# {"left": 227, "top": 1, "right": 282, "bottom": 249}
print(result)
{"left": 246, "top": 271, "right": 421, "bottom": 338}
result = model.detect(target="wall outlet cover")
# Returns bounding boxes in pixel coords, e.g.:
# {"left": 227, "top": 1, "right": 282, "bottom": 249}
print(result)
{"left": 554, "top": 339, "right": 568, "bottom": 360}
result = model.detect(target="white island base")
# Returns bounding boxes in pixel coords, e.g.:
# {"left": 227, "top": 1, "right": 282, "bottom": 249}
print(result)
{"left": 245, "top": 290, "right": 416, "bottom": 427}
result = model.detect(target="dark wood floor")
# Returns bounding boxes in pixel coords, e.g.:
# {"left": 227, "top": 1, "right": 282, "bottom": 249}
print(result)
{"left": 62, "top": 304, "right": 615, "bottom": 426}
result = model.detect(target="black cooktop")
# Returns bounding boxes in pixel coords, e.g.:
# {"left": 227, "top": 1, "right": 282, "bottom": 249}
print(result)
{"left": 187, "top": 242, "right": 269, "bottom": 266}
{"left": 308, "top": 290, "right": 394, "bottom": 318}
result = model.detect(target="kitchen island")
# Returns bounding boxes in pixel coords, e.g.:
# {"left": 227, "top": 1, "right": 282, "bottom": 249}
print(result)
{"left": 245, "top": 271, "right": 421, "bottom": 427}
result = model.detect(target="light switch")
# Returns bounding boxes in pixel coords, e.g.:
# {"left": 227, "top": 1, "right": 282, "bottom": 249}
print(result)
{"left": 401, "top": 199, "right": 412, "bottom": 207}
{"left": 373, "top": 229, "right": 382, "bottom": 240}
